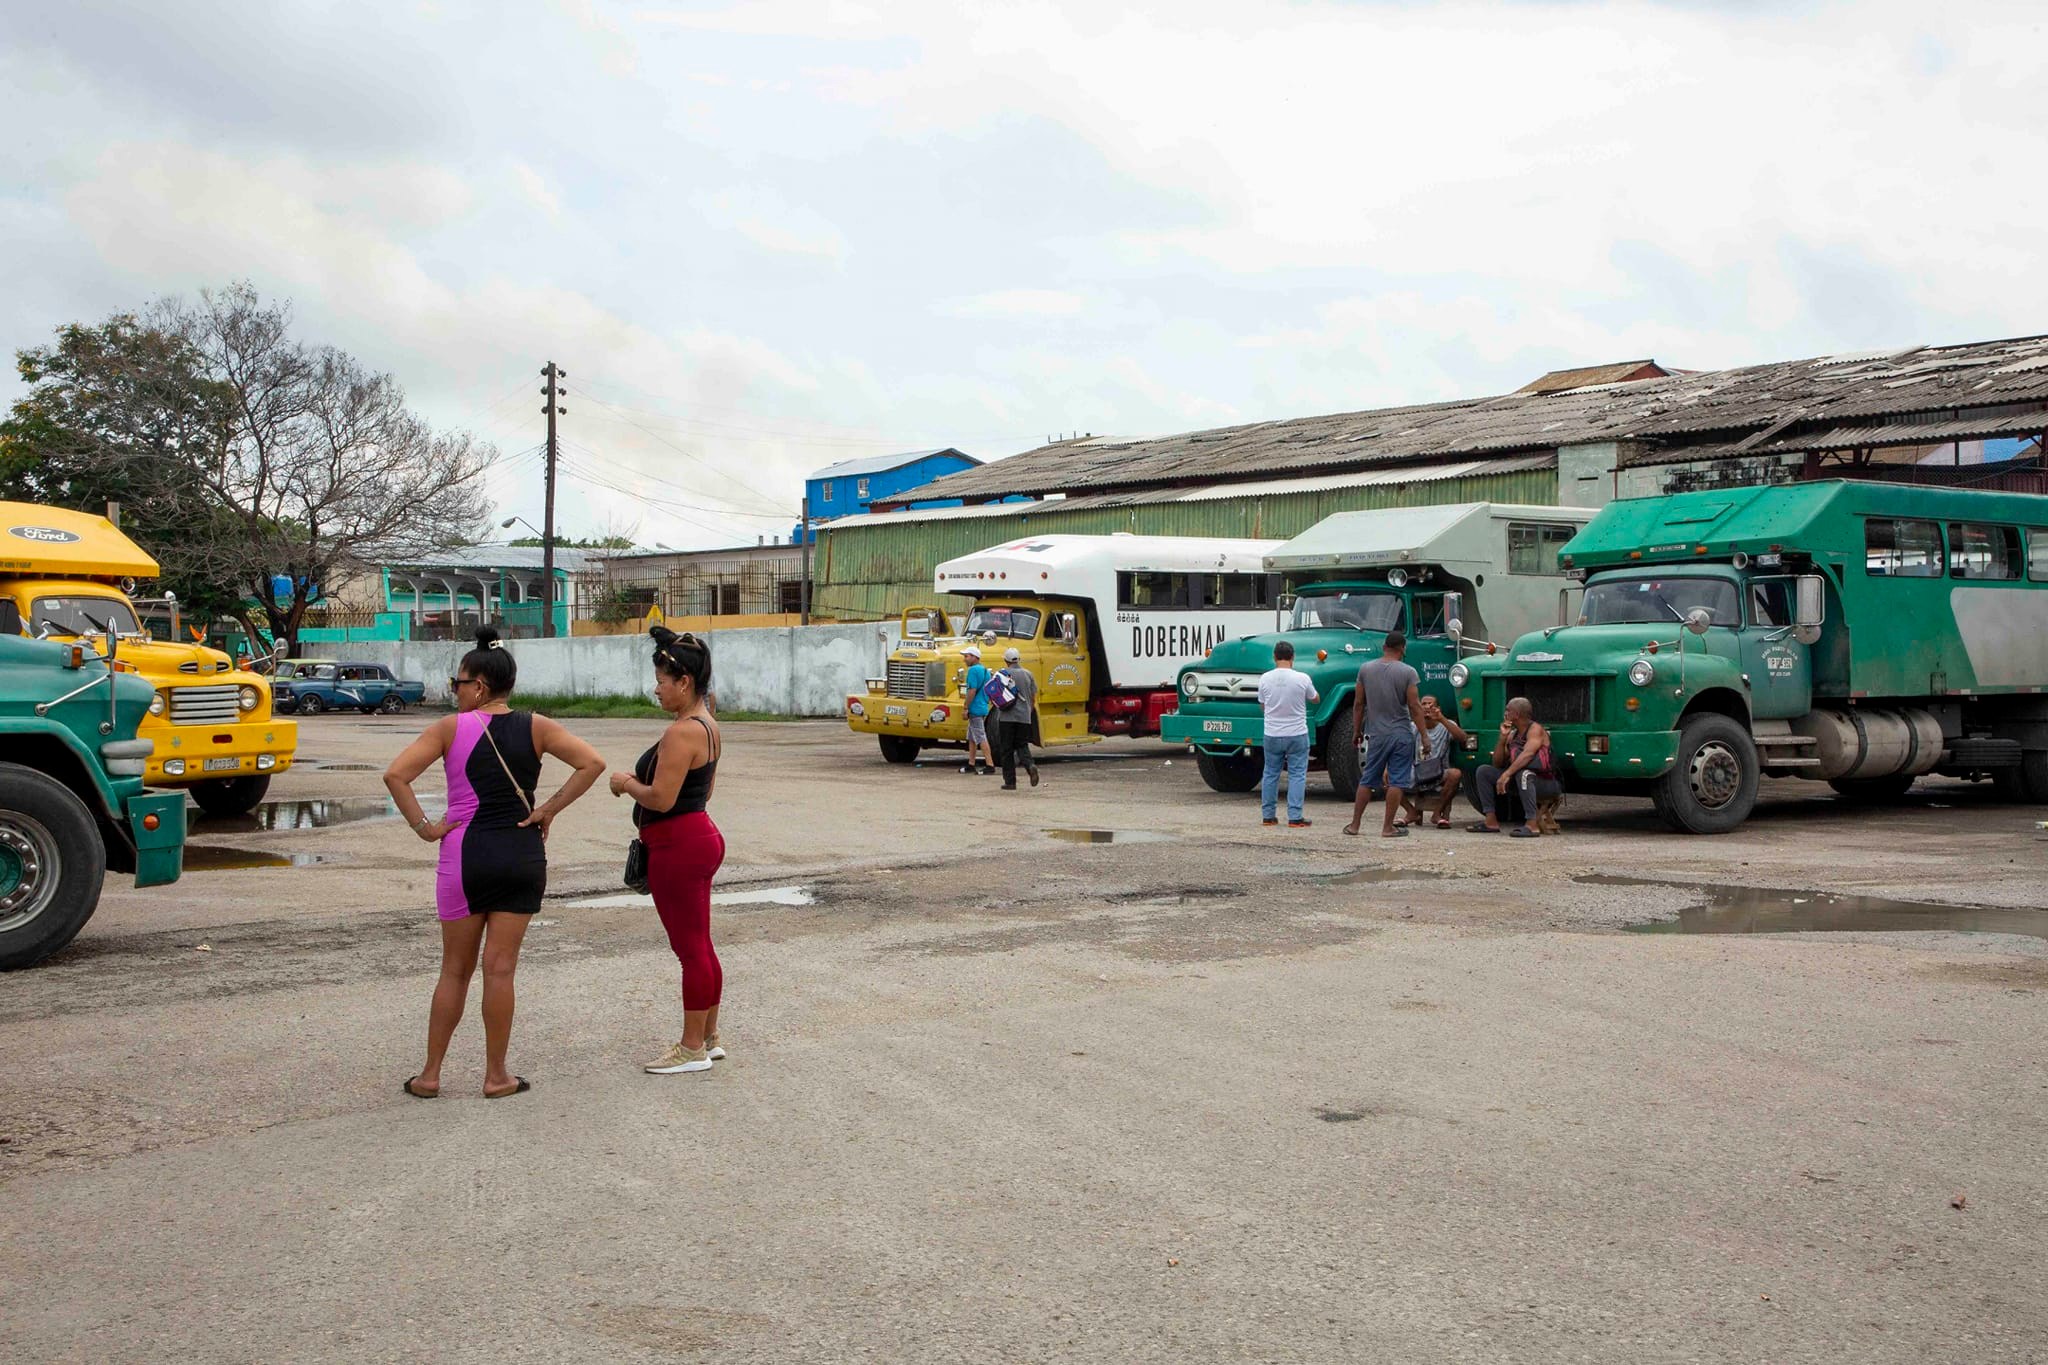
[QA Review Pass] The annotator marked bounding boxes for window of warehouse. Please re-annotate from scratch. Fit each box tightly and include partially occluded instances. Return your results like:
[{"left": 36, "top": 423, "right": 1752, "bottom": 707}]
[
  {"left": 1947, "top": 523, "right": 2022, "bottom": 580},
  {"left": 1507, "top": 523, "right": 1577, "bottom": 575},
  {"left": 1118, "top": 571, "right": 1188, "bottom": 609},
  {"left": 1865, "top": 518, "right": 1944, "bottom": 577}
]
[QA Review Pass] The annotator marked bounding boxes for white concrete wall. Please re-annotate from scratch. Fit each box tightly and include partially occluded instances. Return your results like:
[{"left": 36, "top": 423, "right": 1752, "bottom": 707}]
[{"left": 339, "top": 622, "right": 900, "bottom": 715}]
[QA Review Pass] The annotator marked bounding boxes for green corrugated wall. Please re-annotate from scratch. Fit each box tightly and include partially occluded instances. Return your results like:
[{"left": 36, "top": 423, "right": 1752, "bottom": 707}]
[{"left": 814, "top": 466, "right": 1558, "bottom": 620}]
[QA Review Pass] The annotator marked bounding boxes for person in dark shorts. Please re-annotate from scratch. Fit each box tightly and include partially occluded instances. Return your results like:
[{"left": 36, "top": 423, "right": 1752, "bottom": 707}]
[
  {"left": 1344, "top": 631, "right": 1429, "bottom": 837},
  {"left": 612, "top": 627, "right": 729, "bottom": 1075},
  {"left": 385, "top": 627, "right": 606, "bottom": 1099},
  {"left": 1469, "top": 696, "right": 1561, "bottom": 838}
]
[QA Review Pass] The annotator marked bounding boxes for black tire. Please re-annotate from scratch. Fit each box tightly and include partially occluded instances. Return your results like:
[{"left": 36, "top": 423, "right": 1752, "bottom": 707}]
[
  {"left": 1994, "top": 750, "right": 2048, "bottom": 804},
  {"left": 0, "top": 763, "right": 106, "bottom": 970},
  {"left": 190, "top": 774, "right": 272, "bottom": 819},
  {"left": 1829, "top": 774, "right": 1917, "bottom": 802},
  {"left": 378, "top": 693, "right": 407, "bottom": 714},
  {"left": 298, "top": 694, "right": 325, "bottom": 716},
  {"left": 1650, "top": 713, "right": 1758, "bottom": 834},
  {"left": 1195, "top": 749, "right": 1261, "bottom": 793},
  {"left": 1322, "top": 705, "right": 1360, "bottom": 798},
  {"left": 878, "top": 735, "right": 922, "bottom": 765}
]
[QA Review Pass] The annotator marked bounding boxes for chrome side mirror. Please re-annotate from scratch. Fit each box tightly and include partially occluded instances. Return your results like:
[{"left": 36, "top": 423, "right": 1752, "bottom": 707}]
[
  {"left": 1794, "top": 575, "right": 1825, "bottom": 643},
  {"left": 1444, "top": 591, "right": 1463, "bottom": 646},
  {"left": 1684, "top": 606, "right": 1713, "bottom": 636}
]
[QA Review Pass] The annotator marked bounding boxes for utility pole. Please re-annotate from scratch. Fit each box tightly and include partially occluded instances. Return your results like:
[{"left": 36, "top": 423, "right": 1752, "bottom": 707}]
[
  {"left": 541, "top": 362, "right": 566, "bottom": 637},
  {"left": 799, "top": 495, "right": 811, "bottom": 626}
]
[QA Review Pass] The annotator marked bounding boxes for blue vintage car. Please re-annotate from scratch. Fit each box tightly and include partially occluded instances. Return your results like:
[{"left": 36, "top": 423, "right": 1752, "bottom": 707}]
[{"left": 273, "top": 660, "right": 426, "bottom": 715}]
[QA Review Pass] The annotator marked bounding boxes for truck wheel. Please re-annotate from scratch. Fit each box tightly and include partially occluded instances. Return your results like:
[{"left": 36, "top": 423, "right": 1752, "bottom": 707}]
[
  {"left": 378, "top": 693, "right": 407, "bottom": 714},
  {"left": 299, "top": 694, "right": 325, "bottom": 716},
  {"left": 1994, "top": 751, "right": 2048, "bottom": 804},
  {"left": 1828, "top": 774, "right": 1916, "bottom": 803},
  {"left": 1322, "top": 708, "right": 1360, "bottom": 798},
  {"left": 191, "top": 775, "right": 272, "bottom": 819},
  {"left": 1195, "top": 750, "right": 1261, "bottom": 793},
  {"left": 0, "top": 764, "right": 106, "bottom": 970},
  {"left": 878, "top": 736, "right": 921, "bottom": 765},
  {"left": 1650, "top": 713, "right": 1757, "bottom": 834}
]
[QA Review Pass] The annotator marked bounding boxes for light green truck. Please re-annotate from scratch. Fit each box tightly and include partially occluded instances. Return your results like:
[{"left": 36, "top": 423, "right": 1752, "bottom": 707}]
[
  {"left": 1, "top": 626, "right": 185, "bottom": 969},
  {"left": 1164, "top": 503, "right": 1595, "bottom": 795},
  {"left": 1452, "top": 480, "right": 2048, "bottom": 833}
]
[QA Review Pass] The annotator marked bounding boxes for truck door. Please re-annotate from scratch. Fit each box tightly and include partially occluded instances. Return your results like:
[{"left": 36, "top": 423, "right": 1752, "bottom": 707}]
[
  {"left": 1035, "top": 607, "right": 1091, "bottom": 744},
  {"left": 1737, "top": 578, "right": 1814, "bottom": 719}
]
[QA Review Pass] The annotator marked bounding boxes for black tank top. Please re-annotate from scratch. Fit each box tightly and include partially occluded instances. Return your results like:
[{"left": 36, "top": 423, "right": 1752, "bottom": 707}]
[{"left": 633, "top": 715, "right": 719, "bottom": 828}]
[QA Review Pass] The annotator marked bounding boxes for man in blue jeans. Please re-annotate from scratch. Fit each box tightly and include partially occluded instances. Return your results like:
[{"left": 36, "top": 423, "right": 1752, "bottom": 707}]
[{"left": 1257, "top": 640, "right": 1318, "bottom": 828}]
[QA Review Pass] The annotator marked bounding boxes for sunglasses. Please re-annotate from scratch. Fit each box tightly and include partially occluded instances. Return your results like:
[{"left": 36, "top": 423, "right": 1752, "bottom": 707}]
[{"left": 448, "top": 676, "right": 478, "bottom": 692}]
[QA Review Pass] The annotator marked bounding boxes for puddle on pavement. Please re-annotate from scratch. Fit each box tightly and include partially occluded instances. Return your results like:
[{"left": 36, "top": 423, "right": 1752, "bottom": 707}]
[
  {"left": 1318, "top": 868, "right": 1452, "bottom": 885},
  {"left": 1582, "top": 874, "right": 2048, "bottom": 941},
  {"left": 184, "top": 846, "right": 335, "bottom": 871},
  {"left": 1044, "top": 829, "right": 1173, "bottom": 845},
  {"left": 193, "top": 797, "right": 410, "bottom": 831},
  {"left": 301, "top": 761, "right": 378, "bottom": 772},
  {"left": 566, "top": 885, "right": 817, "bottom": 910}
]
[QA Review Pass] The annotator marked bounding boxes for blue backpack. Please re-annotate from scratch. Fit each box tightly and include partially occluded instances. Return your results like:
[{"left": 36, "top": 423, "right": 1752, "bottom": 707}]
[{"left": 980, "top": 669, "right": 1018, "bottom": 710}]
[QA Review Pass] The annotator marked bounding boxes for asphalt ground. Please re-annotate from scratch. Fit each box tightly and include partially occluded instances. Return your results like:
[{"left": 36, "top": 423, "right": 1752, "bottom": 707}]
[{"left": 3, "top": 713, "right": 2046, "bottom": 1363}]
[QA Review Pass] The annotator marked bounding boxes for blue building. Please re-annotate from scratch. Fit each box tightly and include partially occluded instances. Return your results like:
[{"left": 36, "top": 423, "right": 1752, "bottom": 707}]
[{"left": 794, "top": 448, "right": 981, "bottom": 543}]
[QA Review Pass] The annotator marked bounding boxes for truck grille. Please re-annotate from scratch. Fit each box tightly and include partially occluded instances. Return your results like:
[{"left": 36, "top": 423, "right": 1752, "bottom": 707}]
[
  {"left": 887, "top": 661, "right": 932, "bottom": 699},
  {"left": 170, "top": 684, "right": 241, "bottom": 725},
  {"left": 1503, "top": 676, "right": 1593, "bottom": 726},
  {"left": 1187, "top": 672, "right": 1259, "bottom": 702}
]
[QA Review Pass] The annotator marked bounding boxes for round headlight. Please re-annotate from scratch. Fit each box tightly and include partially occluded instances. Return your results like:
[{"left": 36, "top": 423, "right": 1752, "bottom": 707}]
[
  {"left": 1628, "top": 659, "right": 1655, "bottom": 688},
  {"left": 238, "top": 685, "right": 261, "bottom": 711},
  {"left": 1180, "top": 673, "right": 1199, "bottom": 697},
  {"left": 1448, "top": 663, "right": 1469, "bottom": 689},
  {"left": 148, "top": 690, "right": 167, "bottom": 716}
]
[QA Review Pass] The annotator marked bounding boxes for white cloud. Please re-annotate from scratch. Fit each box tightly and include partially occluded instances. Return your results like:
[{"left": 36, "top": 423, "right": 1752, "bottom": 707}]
[
  {"left": 942, "top": 289, "right": 1087, "bottom": 319},
  {"left": 509, "top": 162, "right": 561, "bottom": 218},
  {"left": 699, "top": 186, "right": 850, "bottom": 262}
]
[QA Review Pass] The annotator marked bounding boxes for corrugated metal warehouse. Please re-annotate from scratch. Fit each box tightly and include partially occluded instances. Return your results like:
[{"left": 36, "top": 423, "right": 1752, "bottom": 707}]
[{"left": 813, "top": 334, "right": 2048, "bottom": 619}]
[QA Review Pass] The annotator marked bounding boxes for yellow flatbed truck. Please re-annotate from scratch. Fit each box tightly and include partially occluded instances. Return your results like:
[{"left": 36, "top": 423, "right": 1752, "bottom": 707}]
[{"left": 1, "top": 503, "right": 296, "bottom": 817}]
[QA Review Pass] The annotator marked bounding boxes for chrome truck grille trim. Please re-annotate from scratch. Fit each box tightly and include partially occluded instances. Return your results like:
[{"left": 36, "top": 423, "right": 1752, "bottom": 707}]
[{"left": 170, "top": 684, "right": 241, "bottom": 725}]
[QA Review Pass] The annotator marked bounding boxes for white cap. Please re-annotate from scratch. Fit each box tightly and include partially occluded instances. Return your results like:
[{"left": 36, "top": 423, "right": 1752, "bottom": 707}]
[
  {"left": 961, "top": 644, "right": 981, "bottom": 658},
  {"left": 1003, "top": 647, "right": 1021, "bottom": 664}
]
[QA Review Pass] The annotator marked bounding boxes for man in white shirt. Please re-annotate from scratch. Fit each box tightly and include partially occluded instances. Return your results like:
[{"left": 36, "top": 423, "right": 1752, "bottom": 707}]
[{"left": 1256, "top": 640, "right": 1319, "bottom": 828}]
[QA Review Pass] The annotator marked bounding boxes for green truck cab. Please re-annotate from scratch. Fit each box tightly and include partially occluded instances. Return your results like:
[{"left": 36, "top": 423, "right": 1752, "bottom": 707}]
[
  {"left": 0, "top": 628, "right": 185, "bottom": 969},
  {"left": 1165, "top": 503, "right": 1595, "bottom": 795},
  {"left": 1452, "top": 481, "right": 2048, "bottom": 833}
]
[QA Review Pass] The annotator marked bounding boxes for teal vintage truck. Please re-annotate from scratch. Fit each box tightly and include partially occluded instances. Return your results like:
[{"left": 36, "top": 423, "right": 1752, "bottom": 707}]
[
  {"left": 1452, "top": 480, "right": 2048, "bottom": 833},
  {"left": 0, "top": 626, "right": 185, "bottom": 969},
  {"left": 1164, "top": 503, "right": 1595, "bottom": 795}
]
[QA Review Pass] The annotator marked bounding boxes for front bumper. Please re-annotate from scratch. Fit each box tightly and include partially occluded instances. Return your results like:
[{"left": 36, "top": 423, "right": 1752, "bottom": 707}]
[
  {"left": 125, "top": 790, "right": 185, "bottom": 887},
  {"left": 845, "top": 695, "right": 967, "bottom": 745},
  {"left": 144, "top": 718, "right": 299, "bottom": 785},
  {"left": 1456, "top": 726, "right": 1681, "bottom": 782},
  {"left": 1162, "top": 708, "right": 1265, "bottom": 752}
]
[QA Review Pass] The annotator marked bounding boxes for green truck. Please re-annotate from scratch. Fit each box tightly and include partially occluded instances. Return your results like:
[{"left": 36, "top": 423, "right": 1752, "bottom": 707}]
[
  {"left": 0, "top": 627, "right": 185, "bottom": 969},
  {"left": 1165, "top": 503, "right": 1596, "bottom": 795},
  {"left": 1452, "top": 480, "right": 2048, "bottom": 833}
]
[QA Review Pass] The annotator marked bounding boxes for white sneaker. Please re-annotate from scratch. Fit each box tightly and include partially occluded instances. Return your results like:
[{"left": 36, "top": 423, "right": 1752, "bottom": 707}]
[
  {"left": 644, "top": 1041, "right": 713, "bottom": 1074},
  {"left": 706, "top": 1032, "right": 726, "bottom": 1062}
]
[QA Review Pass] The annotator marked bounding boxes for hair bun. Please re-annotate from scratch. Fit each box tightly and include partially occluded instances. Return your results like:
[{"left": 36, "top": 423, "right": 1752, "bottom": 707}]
[
  {"left": 473, "top": 625, "right": 502, "bottom": 650},
  {"left": 649, "top": 624, "right": 678, "bottom": 648}
]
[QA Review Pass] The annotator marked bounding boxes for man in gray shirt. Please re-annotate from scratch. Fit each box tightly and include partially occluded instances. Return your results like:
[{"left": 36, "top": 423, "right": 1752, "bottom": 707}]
[
  {"left": 1343, "top": 630, "right": 1429, "bottom": 837},
  {"left": 994, "top": 646, "right": 1041, "bottom": 789}
]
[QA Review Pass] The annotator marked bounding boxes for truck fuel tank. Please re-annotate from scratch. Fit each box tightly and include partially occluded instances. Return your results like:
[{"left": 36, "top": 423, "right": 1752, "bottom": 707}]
[{"left": 1792, "top": 708, "right": 1944, "bottom": 781}]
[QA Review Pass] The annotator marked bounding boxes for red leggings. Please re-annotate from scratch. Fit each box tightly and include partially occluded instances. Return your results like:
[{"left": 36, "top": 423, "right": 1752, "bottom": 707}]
[{"left": 644, "top": 812, "right": 725, "bottom": 1011}]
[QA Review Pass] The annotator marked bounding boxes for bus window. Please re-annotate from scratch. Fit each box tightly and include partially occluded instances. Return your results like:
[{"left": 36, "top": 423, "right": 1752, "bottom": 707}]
[
  {"left": 1948, "top": 523, "right": 2022, "bottom": 580},
  {"left": 1118, "top": 572, "right": 1187, "bottom": 609},
  {"left": 2030, "top": 529, "right": 2048, "bottom": 582},
  {"left": 1864, "top": 518, "right": 1943, "bottom": 577},
  {"left": 1202, "top": 573, "right": 1270, "bottom": 609},
  {"left": 1508, "top": 522, "right": 1578, "bottom": 575}
]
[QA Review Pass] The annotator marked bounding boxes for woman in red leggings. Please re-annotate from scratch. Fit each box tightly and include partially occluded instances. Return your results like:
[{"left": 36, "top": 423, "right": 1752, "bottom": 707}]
[{"left": 610, "top": 627, "right": 726, "bottom": 1074}]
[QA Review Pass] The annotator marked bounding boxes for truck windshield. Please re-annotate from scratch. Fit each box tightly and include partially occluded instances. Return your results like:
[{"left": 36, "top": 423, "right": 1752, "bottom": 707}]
[
  {"left": 965, "top": 606, "right": 1041, "bottom": 639},
  {"left": 1289, "top": 591, "right": 1402, "bottom": 632},
  {"left": 29, "top": 595, "right": 141, "bottom": 637},
  {"left": 1579, "top": 578, "right": 1740, "bottom": 627}
]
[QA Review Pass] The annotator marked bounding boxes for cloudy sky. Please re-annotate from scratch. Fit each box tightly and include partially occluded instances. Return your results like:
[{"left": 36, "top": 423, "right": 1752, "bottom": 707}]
[{"left": 4, "top": 0, "right": 2043, "bottom": 548}]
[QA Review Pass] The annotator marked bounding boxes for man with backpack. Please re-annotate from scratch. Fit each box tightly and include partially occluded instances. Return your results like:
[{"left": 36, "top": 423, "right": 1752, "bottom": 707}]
[{"left": 990, "top": 646, "right": 1041, "bottom": 789}]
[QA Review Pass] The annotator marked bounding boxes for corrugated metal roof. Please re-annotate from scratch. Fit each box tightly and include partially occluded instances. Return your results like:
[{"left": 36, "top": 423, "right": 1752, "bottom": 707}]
[
  {"left": 1515, "top": 360, "right": 1670, "bottom": 395},
  {"left": 807, "top": 447, "right": 977, "bottom": 481},
  {"left": 894, "top": 334, "right": 2048, "bottom": 502}
]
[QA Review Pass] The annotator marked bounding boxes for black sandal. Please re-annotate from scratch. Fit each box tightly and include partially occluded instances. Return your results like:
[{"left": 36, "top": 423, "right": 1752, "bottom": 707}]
[
  {"left": 1465, "top": 822, "right": 1499, "bottom": 834},
  {"left": 401, "top": 1075, "right": 439, "bottom": 1099},
  {"left": 484, "top": 1077, "right": 532, "bottom": 1100}
]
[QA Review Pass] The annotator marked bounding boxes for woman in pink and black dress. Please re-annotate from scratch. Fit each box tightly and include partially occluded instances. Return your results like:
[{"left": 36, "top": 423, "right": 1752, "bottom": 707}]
[{"left": 384, "top": 627, "right": 606, "bottom": 1099}]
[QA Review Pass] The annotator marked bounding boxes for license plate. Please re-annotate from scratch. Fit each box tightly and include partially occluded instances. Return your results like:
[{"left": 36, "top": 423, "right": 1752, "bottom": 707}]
[
  {"left": 883, "top": 704, "right": 908, "bottom": 719},
  {"left": 1202, "top": 720, "right": 1233, "bottom": 733},
  {"left": 203, "top": 757, "right": 243, "bottom": 772}
]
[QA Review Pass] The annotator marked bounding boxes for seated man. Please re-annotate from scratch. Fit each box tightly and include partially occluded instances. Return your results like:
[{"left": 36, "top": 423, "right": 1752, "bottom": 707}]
[
  {"left": 1399, "top": 696, "right": 1468, "bottom": 829},
  {"left": 1469, "top": 696, "right": 1562, "bottom": 838}
]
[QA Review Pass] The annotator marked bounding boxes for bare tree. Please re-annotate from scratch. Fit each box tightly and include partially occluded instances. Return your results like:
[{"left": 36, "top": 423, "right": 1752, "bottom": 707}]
[{"left": 4, "top": 283, "right": 495, "bottom": 655}]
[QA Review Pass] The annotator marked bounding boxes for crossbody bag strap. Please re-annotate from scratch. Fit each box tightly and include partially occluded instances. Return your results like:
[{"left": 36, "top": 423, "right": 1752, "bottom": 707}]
[{"left": 477, "top": 715, "right": 534, "bottom": 815}]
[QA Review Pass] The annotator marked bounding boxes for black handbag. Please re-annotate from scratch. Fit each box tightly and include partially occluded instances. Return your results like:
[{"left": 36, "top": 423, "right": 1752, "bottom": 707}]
[{"left": 624, "top": 837, "right": 649, "bottom": 894}]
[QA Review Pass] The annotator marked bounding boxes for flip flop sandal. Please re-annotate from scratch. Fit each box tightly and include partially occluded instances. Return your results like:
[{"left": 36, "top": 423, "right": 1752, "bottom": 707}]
[
  {"left": 1509, "top": 826, "right": 1540, "bottom": 838},
  {"left": 1341, "top": 825, "right": 1360, "bottom": 836},
  {"left": 1434, "top": 816, "right": 1452, "bottom": 829},
  {"left": 401, "top": 1075, "right": 439, "bottom": 1099},
  {"left": 485, "top": 1077, "right": 532, "bottom": 1100},
  {"left": 1465, "top": 822, "right": 1499, "bottom": 834},
  {"left": 1382, "top": 826, "right": 1409, "bottom": 837}
]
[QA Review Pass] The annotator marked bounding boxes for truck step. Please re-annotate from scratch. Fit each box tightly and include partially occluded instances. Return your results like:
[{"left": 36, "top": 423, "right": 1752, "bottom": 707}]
[
  {"left": 1752, "top": 733, "right": 1817, "bottom": 748},
  {"left": 1761, "top": 757, "right": 1824, "bottom": 769}
]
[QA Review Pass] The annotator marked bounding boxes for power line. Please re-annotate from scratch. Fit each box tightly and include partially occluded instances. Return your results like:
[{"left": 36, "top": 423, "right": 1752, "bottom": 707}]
[
  {"left": 571, "top": 388, "right": 808, "bottom": 509},
  {"left": 557, "top": 436, "right": 788, "bottom": 518},
  {"left": 556, "top": 453, "right": 792, "bottom": 542}
]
